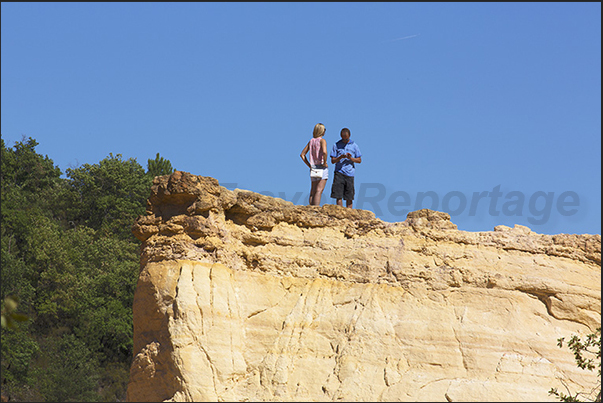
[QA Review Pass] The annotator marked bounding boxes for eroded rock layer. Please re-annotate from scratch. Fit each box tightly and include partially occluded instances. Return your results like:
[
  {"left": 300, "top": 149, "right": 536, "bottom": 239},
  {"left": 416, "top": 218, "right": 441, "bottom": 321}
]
[{"left": 126, "top": 171, "right": 601, "bottom": 402}]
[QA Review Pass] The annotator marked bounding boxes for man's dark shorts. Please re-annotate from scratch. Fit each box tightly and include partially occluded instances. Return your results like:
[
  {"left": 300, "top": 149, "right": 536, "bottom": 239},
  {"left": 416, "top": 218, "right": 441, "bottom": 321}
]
[{"left": 330, "top": 172, "right": 355, "bottom": 200}]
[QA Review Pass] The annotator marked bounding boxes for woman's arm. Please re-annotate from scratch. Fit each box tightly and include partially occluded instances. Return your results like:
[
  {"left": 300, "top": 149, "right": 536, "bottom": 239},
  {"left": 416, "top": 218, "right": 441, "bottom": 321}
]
[
  {"left": 300, "top": 141, "right": 311, "bottom": 168},
  {"left": 321, "top": 138, "right": 328, "bottom": 166}
]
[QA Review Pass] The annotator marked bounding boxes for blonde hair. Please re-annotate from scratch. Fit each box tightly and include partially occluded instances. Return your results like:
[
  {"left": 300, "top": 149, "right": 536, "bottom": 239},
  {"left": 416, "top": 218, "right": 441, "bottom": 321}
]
[{"left": 313, "top": 123, "right": 326, "bottom": 138}]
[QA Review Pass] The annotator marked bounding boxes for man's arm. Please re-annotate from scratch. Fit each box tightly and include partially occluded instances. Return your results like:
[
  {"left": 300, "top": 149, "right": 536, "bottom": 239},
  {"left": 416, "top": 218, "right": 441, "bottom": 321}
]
[
  {"left": 350, "top": 145, "right": 362, "bottom": 163},
  {"left": 331, "top": 154, "right": 345, "bottom": 164},
  {"left": 330, "top": 145, "right": 341, "bottom": 164}
]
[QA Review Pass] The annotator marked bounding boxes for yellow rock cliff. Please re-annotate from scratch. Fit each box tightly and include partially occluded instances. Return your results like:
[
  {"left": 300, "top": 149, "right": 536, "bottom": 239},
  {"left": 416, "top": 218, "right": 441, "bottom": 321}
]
[{"left": 126, "top": 171, "right": 601, "bottom": 402}]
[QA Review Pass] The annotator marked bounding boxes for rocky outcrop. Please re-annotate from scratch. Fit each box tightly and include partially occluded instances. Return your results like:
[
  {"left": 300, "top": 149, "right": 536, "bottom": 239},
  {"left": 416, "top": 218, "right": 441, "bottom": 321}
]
[{"left": 126, "top": 171, "right": 601, "bottom": 402}]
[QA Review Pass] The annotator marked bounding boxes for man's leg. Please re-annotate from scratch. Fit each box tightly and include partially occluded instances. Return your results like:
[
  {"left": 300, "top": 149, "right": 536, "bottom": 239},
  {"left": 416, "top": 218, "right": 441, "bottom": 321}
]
[
  {"left": 344, "top": 175, "right": 355, "bottom": 208},
  {"left": 331, "top": 173, "right": 344, "bottom": 206}
]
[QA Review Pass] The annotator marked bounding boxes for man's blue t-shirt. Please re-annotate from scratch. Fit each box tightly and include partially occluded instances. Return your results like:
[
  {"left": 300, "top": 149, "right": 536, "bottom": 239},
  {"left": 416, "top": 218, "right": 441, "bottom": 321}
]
[{"left": 331, "top": 140, "right": 362, "bottom": 177}]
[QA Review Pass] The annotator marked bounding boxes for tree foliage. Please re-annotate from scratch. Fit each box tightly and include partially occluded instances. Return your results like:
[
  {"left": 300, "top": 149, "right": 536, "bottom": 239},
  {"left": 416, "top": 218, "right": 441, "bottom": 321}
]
[
  {"left": 550, "top": 327, "right": 601, "bottom": 402},
  {"left": 147, "top": 152, "right": 174, "bottom": 178},
  {"left": 63, "top": 153, "right": 152, "bottom": 240},
  {"left": 1, "top": 136, "right": 174, "bottom": 401}
]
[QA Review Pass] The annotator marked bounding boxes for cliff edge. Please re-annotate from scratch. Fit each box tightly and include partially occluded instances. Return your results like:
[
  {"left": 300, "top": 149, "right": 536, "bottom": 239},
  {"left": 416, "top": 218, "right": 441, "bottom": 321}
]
[{"left": 126, "top": 171, "right": 601, "bottom": 402}]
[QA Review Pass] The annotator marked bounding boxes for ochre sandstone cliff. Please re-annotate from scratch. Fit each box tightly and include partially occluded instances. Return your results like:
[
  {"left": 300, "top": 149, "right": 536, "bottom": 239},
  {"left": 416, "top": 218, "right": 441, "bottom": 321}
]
[{"left": 126, "top": 171, "right": 601, "bottom": 402}]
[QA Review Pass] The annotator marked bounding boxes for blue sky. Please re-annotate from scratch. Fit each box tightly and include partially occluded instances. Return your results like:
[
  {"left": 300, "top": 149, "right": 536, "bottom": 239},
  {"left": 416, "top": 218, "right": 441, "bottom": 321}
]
[{"left": 2, "top": 2, "right": 601, "bottom": 235}]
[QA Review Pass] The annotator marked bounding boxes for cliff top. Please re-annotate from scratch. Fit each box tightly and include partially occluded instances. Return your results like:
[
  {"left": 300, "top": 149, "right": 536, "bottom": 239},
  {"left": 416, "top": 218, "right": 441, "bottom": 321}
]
[{"left": 132, "top": 171, "right": 600, "bottom": 268}]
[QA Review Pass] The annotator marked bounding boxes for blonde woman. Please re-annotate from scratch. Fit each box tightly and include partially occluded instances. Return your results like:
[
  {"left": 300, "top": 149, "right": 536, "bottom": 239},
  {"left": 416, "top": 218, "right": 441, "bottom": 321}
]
[{"left": 300, "top": 123, "right": 328, "bottom": 205}]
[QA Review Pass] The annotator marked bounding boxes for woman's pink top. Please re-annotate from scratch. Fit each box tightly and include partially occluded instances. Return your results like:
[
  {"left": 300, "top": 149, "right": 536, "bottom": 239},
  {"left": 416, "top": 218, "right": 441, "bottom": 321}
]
[{"left": 309, "top": 137, "right": 325, "bottom": 167}]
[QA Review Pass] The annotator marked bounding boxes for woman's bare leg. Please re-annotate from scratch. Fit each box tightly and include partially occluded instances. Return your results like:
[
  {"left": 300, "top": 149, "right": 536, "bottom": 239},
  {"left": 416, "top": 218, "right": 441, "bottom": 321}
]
[
  {"left": 313, "top": 179, "right": 327, "bottom": 205},
  {"left": 309, "top": 180, "right": 319, "bottom": 205}
]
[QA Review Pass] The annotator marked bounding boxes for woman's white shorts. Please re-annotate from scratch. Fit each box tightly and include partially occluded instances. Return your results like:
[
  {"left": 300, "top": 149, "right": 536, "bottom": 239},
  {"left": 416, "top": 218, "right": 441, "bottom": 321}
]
[{"left": 310, "top": 166, "right": 329, "bottom": 181}]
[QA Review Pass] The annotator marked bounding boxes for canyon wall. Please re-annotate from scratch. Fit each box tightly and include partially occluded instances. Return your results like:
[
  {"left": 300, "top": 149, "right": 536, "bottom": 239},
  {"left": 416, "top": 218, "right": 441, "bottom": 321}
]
[{"left": 126, "top": 171, "right": 601, "bottom": 402}]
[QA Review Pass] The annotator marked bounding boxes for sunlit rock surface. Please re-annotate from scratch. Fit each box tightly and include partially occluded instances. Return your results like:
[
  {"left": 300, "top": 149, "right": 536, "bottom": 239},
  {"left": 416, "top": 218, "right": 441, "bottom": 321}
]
[{"left": 126, "top": 171, "right": 600, "bottom": 402}]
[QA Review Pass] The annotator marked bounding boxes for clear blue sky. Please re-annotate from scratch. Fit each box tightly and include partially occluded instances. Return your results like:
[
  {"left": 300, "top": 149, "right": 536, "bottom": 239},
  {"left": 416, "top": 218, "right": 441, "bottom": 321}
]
[{"left": 2, "top": 2, "right": 601, "bottom": 235}]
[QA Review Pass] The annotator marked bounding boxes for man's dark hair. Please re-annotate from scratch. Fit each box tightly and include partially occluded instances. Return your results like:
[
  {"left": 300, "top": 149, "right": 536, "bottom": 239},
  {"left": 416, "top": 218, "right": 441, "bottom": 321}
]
[{"left": 341, "top": 127, "right": 351, "bottom": 137}]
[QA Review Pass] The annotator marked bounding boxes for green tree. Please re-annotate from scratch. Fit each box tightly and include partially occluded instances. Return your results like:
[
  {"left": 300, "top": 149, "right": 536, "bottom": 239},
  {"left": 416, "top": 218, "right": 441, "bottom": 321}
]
[
  {"left": 1, "top": 325, "right": 42, "bottom": 401},
  {"left": 147, "top": 152, "right": 174, "bottom": 178},
  {"left": 63, "top": 153, "right": 151, "bottom": 240},
  {"left": 35, "top": 333, "right": 100, "bottom": 402},
  {"left": 550, "top": 327, "right": 601, "bottom": 402},
  {"left": 2, "top": 136, "right": 63, "bottom": 401},
  {"left": 1, "top": 137, "right": 63, "bottom": 304},
  {"left": 0, "top": 137, "right": 62, "bottom": 195},
  {"left": 2, "top": 136, "right": 175, "bottom": 401}
]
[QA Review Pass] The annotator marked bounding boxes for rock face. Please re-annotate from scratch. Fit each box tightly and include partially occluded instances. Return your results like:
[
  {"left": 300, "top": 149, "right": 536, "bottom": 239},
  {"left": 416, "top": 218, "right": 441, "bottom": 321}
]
[{"left": 126, "top": 171, "right": 601, "bottom": 402}]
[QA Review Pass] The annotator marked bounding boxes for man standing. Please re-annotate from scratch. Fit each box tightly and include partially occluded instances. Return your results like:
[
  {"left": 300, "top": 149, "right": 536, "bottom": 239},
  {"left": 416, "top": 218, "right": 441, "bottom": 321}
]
[{"left": 330, "top": 127, "right": 362, "bottom": 208}]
